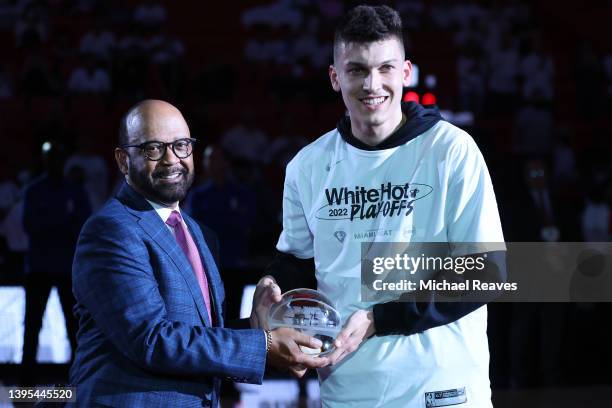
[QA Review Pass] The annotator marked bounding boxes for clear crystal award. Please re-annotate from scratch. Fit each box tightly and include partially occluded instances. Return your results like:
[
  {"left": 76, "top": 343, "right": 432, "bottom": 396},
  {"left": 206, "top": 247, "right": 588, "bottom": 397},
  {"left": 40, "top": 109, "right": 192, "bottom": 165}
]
[{"left": 267, "top": 288, "right": 341, "bottom": 356}]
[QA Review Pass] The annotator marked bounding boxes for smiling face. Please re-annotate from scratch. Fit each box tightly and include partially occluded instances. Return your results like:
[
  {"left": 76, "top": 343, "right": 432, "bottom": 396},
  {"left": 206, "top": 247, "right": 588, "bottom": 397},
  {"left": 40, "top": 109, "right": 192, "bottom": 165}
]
[
  {"left": 330, "top": 37, "right": 411, "bottom": 145},
  {"left": 115, "top": 100, "right": 195, "bottom": 207}
]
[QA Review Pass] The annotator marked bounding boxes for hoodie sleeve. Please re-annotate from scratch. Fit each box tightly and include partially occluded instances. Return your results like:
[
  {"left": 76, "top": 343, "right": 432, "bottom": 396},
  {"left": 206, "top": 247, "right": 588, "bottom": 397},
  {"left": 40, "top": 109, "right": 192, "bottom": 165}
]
[{"left": 373, "top": 129, "right": 506, "bottom": 335}]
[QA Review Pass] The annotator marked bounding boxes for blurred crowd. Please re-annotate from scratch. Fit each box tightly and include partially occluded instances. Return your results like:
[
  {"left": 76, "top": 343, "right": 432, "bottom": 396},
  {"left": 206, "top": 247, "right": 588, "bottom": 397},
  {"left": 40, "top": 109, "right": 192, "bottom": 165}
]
[{"left": 0, "top": 0, "right": 611, "bottom": 390}]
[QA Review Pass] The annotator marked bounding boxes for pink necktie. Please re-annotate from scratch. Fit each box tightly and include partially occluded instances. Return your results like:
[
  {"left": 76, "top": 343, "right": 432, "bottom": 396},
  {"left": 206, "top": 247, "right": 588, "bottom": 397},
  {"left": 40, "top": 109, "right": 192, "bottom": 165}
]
[{"left": 166, "top": 210, "right": 213, "bottom": 325}]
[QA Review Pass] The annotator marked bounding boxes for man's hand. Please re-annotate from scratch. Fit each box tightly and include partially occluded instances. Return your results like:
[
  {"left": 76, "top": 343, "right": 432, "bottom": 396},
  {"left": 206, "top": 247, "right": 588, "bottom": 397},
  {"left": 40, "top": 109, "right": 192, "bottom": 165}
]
[
  {"left": 250, "top": 275, "right": 282, "bottom": 330},
  {"left": 267, "top": 328, "right": 330, "bottom": 372},
  {"left": 288, "top": 365, "right": 308, "bottom": 378},
  {"left": 327, "top": 309, "right": 375, "bottom": 366}
]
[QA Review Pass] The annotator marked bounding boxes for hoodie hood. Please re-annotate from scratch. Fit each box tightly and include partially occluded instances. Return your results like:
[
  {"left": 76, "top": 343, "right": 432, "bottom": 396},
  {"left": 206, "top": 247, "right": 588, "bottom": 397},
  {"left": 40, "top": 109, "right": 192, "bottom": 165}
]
[{"left": 337, "top": 102, "right": 442, "bottom": 151}]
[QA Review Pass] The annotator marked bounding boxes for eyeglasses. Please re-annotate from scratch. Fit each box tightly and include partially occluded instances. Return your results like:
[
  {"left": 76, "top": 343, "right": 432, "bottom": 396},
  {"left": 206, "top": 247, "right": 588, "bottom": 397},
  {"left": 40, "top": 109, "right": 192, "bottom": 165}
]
[{"left": 121, "top": 138, "right": 197, "bottom": 161}]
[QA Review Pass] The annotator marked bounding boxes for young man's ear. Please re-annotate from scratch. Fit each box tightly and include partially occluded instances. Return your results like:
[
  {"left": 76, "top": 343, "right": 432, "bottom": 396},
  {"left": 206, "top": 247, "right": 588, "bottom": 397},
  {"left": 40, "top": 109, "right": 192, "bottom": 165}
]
[
  {"left": 329, "top": 65, "right": 341, "bottom": 92},
  {"left": 114, "top": 148, "right": 129, "bottom": 176},
  {"left": 402, "top": 60, "right": 413, "bottom": 88}
]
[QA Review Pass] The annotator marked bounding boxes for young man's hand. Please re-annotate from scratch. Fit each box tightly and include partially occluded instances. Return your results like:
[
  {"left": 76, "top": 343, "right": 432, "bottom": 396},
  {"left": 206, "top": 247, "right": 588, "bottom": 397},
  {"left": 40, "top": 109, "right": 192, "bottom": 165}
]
[
  {"left": 327, "top": 309, "right": 376, "bottom": 366},
  {"left": 250, "top": 275, "right": 282, "bottom": 330},
  {"left": 267, "top": 328, "right": 330, "bottom": 372}
]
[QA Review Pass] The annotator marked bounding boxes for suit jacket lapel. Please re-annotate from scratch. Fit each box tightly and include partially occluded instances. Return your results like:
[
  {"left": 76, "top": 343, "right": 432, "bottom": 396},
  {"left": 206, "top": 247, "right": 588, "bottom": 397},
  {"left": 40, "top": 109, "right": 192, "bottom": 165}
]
[
  {"left": 116, "top": 183, "right": 212, "bottom": 327},
  {"left": 183, "top": 214, "right": 224, "bottom": 327}
]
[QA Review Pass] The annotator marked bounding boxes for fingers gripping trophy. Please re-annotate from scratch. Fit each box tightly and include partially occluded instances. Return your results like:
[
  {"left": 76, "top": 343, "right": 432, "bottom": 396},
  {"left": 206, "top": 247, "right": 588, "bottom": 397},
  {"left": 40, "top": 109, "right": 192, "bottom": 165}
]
[{"left": 267, "top": 289, "right": 342, "bottom": 356}]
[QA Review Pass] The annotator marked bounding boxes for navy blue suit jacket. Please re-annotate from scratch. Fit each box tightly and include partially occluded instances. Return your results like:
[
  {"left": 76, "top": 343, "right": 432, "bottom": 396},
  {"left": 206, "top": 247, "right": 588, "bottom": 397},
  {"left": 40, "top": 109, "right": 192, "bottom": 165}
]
[{"left": 69, "top": 183, "right": 266, "bottom": 407}]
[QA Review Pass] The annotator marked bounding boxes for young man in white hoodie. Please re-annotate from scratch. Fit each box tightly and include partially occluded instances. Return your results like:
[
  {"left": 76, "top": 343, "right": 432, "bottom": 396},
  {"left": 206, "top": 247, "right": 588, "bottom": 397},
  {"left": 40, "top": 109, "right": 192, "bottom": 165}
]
[{"left": 251, "top": 5, "right": 506, "bottom": 407}]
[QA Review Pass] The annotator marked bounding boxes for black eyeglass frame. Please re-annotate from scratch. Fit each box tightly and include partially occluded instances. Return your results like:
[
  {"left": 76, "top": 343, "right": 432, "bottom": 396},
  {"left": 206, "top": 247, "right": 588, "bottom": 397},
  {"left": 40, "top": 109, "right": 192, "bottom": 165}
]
[{"left": 120, "top": 138, "right": 197, "bottom": 161}]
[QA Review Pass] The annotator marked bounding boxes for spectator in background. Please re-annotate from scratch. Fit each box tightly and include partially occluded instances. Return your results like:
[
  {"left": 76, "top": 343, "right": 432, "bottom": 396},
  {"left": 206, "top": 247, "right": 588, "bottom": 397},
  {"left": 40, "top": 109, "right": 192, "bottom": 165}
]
[
  {"left": 456, "top": 44, "right": 486, "bottom": 113},
  {"left": 513, "top": 90, "right": 554, "bottom": 158},
  {"left": 0, "top": 64, "right": 13, "bottom": 99},
  {"left": 14, "top": 2, "right": 48, "bottom": 49},
  {"left": 67, "top": 55, "right": 111, "bottom": 94},
  {"left": 244, "top": 25, "right": 287, "bottom": 65},
  {"left": 487, "top": 30, "right": 520, "bottom": 114},
  {"left": 453, "top": 16, "right": 486, "bottom": 54},
  {"left": 499, "top": 0, "right": 532, "bottom": 31},
  {"left": 582, "top": 180, "right": 611, "bottom": 242},
  {"left": 291, "top": 17, "right": 332, "bottom": 70},
  {"left": 0, "top": 0, "right": 17, "bottom": 30},
  {"left": 572, "top": 39, "right": 605, "bottom": 119},
  {"left": 552, "top": 126, "right": 577, "bottom": 186},
  {"left": 507, "top": 158, "right": 566, "bottom": 388},
  {"left": 64, "top": 134, "right": 108, "bottom": 212},
  {"left": 395, "top": 0, "right": 424, "bottom": 31},
  {"left": 72, "top": 0, "right": 102, "bottom": 14},
  {"left": 519, "top": 32, "right": 555, "bottom": 102},
  {"left": 0, "top": 171, "right": 19, "bottom": 221},
  {"left": 452, "top": 0, "right": 487, "bottom": 30},
  {"left": 91, "top": 0, "right": 132, "bottom": 27},
  {"left": 429, "top": 0, "right": 455, "bottom": 30},
  {"left": 291, "top": 17, "right": 320, "bottom": 63},
  {"left": 261, "top": 113, "right": 307, "bottom": 169},
  {"left": 20, "top": 140, "right": 91, "bottom": 385},
  {"left": 241, "top": 0, "right": 302, "bottom": 30},
  {"left": 605, "top": 52, "right": 612, "bottom": 112},
  {"left": 79, "top": 20, "right": 116, "bottom": 61},
  {"left": 481, "top": 5, "right": 511, "bottom": 57},
  {"left": 0, "top": 161, "right": 20, "bottom": 268},
  {"left": 114, "top": 25, "right": 148, "bottom": 98},
  {"left": 517, "top": 158, "right": 560, "bottom": 241},
  {"left": 186, "top": 145, "right": 256, "bottom": 271},
  {"left": 20, "top": 45, "right": 61, "bottom": 103},
  {"left": 315, "top": 0, "right": 343, "bottom": 22},
  {"left": 148, "top": 27, "right": 185, "bottom": 65},
  {"left": 0, "top": 168, "right": 31, "bottom": 278},
  {"left": 220, "top": 109, "right": 269, "bottom": 164},
  {"left": 148, "top": 27, "right": 185, "bottom": 98},
  {"left": 116, "top": 23, "right": 147, "bottom": 52},
  {"left": 133, "top": 0, "right": 166, "bottom": 31},
  {"left": 580, "top": 131, "right": 611, "bottom": 189},
  {"left": 51, "top": 32, "right": 77, "bottom": 66}
]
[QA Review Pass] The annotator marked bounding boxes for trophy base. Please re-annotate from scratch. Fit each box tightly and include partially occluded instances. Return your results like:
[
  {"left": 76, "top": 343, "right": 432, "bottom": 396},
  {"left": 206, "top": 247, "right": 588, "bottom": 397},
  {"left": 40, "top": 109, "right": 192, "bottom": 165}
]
[{"left": 300, "top": 334, "right": 334, "bottom": 356}]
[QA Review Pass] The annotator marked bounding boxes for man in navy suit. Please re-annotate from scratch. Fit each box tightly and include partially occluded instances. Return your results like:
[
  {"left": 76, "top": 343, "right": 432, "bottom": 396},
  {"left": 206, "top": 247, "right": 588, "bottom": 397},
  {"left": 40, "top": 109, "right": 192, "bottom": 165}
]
[{"left": 69, "top": 99, "right": 327, "bottom": 407}]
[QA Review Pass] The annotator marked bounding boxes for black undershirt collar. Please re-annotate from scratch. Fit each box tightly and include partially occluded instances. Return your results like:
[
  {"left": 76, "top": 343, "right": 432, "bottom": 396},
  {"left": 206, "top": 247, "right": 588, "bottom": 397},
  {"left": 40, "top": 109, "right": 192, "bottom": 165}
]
[{"left": 336, "top": 102, "right": 442, "bottom": 151}]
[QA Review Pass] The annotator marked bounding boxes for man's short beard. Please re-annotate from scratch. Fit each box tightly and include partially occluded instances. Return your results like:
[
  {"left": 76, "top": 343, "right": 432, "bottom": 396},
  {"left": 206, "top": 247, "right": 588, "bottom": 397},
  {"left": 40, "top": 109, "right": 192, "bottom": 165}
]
[{"left": 129, "top": 165, "right": 194, "bottom": 205}]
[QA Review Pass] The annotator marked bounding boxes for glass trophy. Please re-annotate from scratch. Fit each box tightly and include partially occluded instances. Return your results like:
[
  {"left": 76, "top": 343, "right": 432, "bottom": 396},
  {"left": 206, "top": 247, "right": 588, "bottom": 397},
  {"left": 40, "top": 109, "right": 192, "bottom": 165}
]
[{"left": 267, "top": 288, "right": 341, "bottom": 356}]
